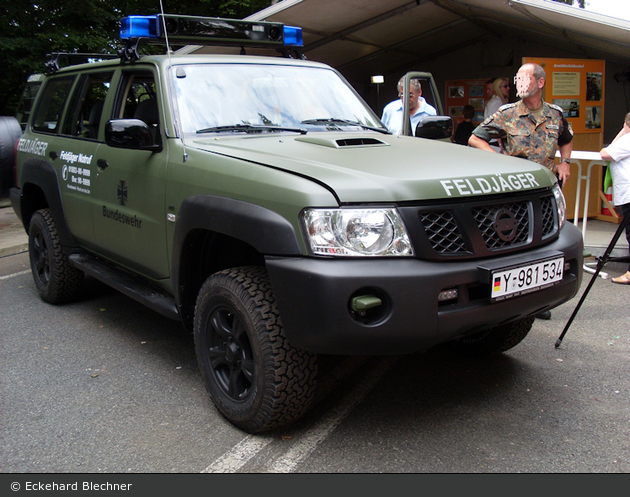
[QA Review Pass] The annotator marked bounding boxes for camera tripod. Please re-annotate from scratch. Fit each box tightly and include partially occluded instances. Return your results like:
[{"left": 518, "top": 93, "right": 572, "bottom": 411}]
[{"left": 555, "top": 212, "right": 630, "bottom": 348}]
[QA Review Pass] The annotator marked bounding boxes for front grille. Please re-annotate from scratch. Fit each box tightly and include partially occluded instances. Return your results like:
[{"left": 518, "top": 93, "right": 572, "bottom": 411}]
[
  {"left": 418, "top": 210, "right": 470, "bottom": 254},
  {"left": 472, "top": 201, "right": 530, "bottom": 250},
  {"left": 540, "top": 194, "right": 555, "bottom": 238},
  {"left": 404, "top": 190, "right": 559, "bottom": 260}
]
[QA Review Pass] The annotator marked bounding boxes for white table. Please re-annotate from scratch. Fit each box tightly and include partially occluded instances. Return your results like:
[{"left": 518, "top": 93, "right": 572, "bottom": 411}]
[{"left": 556, "top": 150, "right": 609, "bottom": 278}]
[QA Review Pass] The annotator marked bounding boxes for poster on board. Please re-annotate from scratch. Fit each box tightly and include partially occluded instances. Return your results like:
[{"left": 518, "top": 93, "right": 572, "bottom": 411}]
[{"left": 444, "top": 79, "right": 490, "bottom": 132}]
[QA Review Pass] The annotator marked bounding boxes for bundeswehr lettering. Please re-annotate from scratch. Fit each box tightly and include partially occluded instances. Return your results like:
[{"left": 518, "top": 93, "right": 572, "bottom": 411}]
[{"left": 102, "top": 206, "right": 143, "bottom": 228}]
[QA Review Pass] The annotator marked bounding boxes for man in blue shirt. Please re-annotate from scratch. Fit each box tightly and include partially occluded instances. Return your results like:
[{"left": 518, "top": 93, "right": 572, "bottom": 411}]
[{"left": 381, "top": 77, "right": 437, "bottom": 135}]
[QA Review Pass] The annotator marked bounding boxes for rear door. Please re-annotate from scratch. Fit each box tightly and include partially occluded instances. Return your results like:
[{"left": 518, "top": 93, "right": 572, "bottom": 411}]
[{"left": 32, "top": 71, "right": 114, "bottom": 247}]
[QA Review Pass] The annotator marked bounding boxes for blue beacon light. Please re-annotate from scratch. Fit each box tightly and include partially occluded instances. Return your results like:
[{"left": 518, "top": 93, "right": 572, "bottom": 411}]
[
  {"left": 283, "top": 26, "right": 303, "bottom": 47},
  {"left": 120, "top": 15, "right": 161, "bottom": 40}
]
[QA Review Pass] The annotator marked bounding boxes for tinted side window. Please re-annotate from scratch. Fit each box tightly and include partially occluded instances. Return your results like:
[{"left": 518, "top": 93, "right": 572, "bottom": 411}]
[
  {"left": 114, "top": 71, "right": 160, "bottom": 141},
  {"left": 115, "top": 71, "right": 157, "bottom": 121},
  {"left": 416, "top": 76, "right": 441, "bottom": 115},
  {"left": 62, "top": 72, "right": 114, "bottom": 139},
  {"left": 16, "top": 81, "right": 42, "bottom": 129},
  {"left": 32, "top": 77, "right": 75, "bottom": 134}
]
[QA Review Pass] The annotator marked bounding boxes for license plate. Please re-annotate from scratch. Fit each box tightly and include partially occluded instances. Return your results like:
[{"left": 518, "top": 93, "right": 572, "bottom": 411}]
[{"left": 491, "top": 256, "right": 564, "bottom": 301}]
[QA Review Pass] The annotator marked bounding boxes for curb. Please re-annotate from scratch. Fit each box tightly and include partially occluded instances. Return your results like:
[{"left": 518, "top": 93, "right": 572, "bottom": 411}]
[
  {"left": 0, "top": 197, "right": 29, "bottom": 257},
  {"left": 0, "top": 243, "right": 29, "bottom": 258}
]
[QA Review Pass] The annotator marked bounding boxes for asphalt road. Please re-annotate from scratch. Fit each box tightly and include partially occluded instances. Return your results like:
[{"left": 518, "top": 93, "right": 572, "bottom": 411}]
[{"left": 1, "top": 250, "right": 628, "bottom": 473}]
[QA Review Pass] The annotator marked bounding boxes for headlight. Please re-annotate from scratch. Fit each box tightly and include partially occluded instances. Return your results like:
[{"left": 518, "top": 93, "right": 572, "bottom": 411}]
[
  {"left": 302, "top": 208, "right": 414, "bottom": 256},
  {"left": 552, "top": 183, "right": 566, "bottom": 229}
]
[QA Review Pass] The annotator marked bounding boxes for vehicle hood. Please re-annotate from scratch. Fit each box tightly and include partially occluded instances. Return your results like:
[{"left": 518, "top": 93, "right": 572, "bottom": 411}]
[{"left": 188, "top": 132, "right": 556, "bottom": 203}]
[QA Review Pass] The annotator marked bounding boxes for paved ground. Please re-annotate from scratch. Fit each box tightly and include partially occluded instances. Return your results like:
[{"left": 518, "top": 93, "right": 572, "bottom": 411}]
[
  {"left": 1, "top": 195, "right": 629, "bottom": 473},
  {"left": 1, "top": 251, "right": 629, "bottom": 473}
]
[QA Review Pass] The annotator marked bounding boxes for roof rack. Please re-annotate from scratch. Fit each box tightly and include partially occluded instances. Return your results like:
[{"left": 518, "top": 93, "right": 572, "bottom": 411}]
[
  {"left": 118, "top": 14, "right": 305, "bottom": 62},
  {"left": 44, "top": 52, "right": 119, "bottom": 74}
]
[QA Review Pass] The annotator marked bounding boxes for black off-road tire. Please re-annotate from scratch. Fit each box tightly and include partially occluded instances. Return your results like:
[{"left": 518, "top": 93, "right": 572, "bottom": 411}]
[
  {"left": 28, "top": 209, "right": 84, "bottom": 304},
  {"left": 194, "top": 266, "right": 317, "bottom": 433},
  {"left": 0, "top": 116, "right": 22, "bottom": 196},
  {"left": 450, "top": 316, "right": 535, "bottom": 356}
]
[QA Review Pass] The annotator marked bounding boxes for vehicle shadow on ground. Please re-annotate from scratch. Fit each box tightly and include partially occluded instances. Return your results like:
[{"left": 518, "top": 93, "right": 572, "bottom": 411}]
[
  {"left": 65, "top": 276, "right": 530, "bottom": 437},
  {"left": 68, "top": 275, "right": 197, "bottom": 368},
  {"left": 284, "top": 343, "right": 526, "bottom": 438}
]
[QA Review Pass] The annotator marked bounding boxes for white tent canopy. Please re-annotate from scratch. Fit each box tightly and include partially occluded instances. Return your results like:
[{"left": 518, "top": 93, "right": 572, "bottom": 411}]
[
  {"left": 237, "top": 0, "right": 630, "bottom": 78},
  {"left": 184, "top": 0, "right": 630, "bottom": 139}
]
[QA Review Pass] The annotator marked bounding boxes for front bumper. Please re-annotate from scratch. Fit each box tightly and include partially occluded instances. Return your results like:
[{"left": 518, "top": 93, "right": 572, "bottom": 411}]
[{"left": 266, "top": 223, "right": 583, "bottom": 355}]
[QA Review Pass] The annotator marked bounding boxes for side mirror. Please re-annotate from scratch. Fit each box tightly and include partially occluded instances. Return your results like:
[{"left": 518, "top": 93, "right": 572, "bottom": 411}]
[
  {"left": 105, "top": 119, "right": 162, "bottom": 152},
  {"left": 415, "top": 116, "right": 453, "bottom": 140}
]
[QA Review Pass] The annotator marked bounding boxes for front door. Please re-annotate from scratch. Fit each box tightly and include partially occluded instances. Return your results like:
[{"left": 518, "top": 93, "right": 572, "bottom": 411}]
[{"left": 91, "top": 69, "right": 169, "bottom": 279}]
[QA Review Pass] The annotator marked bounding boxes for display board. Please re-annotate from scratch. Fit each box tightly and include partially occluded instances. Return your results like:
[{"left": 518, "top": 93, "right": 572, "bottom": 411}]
[
  {"left": 523, "top": 57, "right": 605, "bottom": 135},
  {"left": 446, "top": 59, "right": 609, "bottom": 222},
  {"left": 524, "top": 57, "right": 609, "bottom": 222},
  {"left": 444, "top": 78, "right": 489, "bottom": 131}
]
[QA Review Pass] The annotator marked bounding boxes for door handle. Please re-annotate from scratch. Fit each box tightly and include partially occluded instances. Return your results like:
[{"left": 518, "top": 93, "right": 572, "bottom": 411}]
[{"left": 97, "top": 159, "right": 109, "bottom": 169}]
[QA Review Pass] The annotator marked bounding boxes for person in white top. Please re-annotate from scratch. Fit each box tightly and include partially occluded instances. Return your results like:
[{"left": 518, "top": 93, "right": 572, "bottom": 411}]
[
  {"left": 600, "top": 111, "right": 630, "bottom": 284},
  {"left": 381, "top": 77, "right": 437, "bottom": 135},
  {"left": 484, "top": 77, "right": 510, "bottom": 119},
  {"left": 482, "top": 77, "right": 510, "bottom": 152}
]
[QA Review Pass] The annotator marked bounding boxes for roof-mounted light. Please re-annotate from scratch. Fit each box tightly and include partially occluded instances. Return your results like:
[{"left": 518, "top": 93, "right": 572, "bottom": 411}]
[
  {"left": 119, "top": 14, "right": 303, "bottom": 48},
  {"left": 283, "top": 26, "right": 303, "bottom": 47},
  {"left": 120, "top": 15, "right": 161, "bottom": 40}
]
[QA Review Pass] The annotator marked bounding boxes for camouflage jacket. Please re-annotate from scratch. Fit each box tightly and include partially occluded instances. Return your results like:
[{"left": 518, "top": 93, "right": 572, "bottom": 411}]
[{"left": 472, "top": 100, "right": 573, "bottom": 170}]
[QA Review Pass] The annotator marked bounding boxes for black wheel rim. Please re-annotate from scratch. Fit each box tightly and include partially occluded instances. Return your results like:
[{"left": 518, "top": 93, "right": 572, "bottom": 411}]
[
  {"left": 205, "top": 305, "right": 255, "bottom": 402},
  {"left": 31, "top": 230, "right": 50, "bottom": 287}
]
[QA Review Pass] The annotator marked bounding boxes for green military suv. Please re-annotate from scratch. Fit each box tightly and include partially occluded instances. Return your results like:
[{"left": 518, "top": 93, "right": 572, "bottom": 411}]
[{"left": 11, "top": 14, "right": 583, "bottom": 433}]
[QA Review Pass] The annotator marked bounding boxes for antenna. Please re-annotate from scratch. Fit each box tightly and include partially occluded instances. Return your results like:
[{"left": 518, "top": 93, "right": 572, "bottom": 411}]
[{"left": 159, "top": 0, "right": 171, "bottom": 54}]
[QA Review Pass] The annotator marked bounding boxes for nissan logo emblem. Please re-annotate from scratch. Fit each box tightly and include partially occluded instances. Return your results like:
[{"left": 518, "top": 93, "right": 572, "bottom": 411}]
[{"left": 493, "top": 208, "right": 518, "bottom": 242}]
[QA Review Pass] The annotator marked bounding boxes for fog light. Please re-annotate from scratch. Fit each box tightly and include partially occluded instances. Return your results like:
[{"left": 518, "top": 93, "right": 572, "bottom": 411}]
[{"left": 438, "top": 288, "right": 458, "bottom": 302}]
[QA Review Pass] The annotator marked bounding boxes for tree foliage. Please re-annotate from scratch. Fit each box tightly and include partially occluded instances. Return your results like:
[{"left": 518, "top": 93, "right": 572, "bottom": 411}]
[{"left": 0, "top": 0, "right": 270, "bottom": 115}]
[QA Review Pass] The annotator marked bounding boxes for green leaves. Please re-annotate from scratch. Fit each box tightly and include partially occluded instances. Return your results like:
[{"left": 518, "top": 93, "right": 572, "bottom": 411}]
[{"left": 0, "top": 0, "right": 270, "bottom": 115}]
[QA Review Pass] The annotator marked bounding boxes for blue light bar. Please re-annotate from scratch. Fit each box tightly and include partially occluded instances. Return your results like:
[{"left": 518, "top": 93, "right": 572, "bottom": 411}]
[
  {"left": 120, "top": 15, "right": 160, "bottom": 40},
  {"left": 119, "top": 13, "right": 304, "bottom": 53},
  {"left": 283, "top": 26, "right": 303, "bottom": 47}
]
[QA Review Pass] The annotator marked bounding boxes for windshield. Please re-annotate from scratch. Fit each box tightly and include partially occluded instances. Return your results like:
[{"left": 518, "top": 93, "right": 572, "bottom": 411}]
[{"left": 171, "top": 63, "right": 384, "bottom": 136}]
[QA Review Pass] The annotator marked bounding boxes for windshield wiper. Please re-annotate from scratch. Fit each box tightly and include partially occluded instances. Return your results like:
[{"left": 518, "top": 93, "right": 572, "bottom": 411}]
[
  {"left": 196, "top": 124, "right": 307, "bottom": 135},
  {"left": 301, "top": 118, "right": 390, "bottom": 134}
]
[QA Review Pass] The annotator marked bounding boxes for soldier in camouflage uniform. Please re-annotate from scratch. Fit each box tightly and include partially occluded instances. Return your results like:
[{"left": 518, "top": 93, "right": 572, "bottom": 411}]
[
  {"left": 470, "top": 63, "right": 573, "bottom": 321},
  {"left": 469, "top": 63, "right": 573, "bottom": 187}
]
